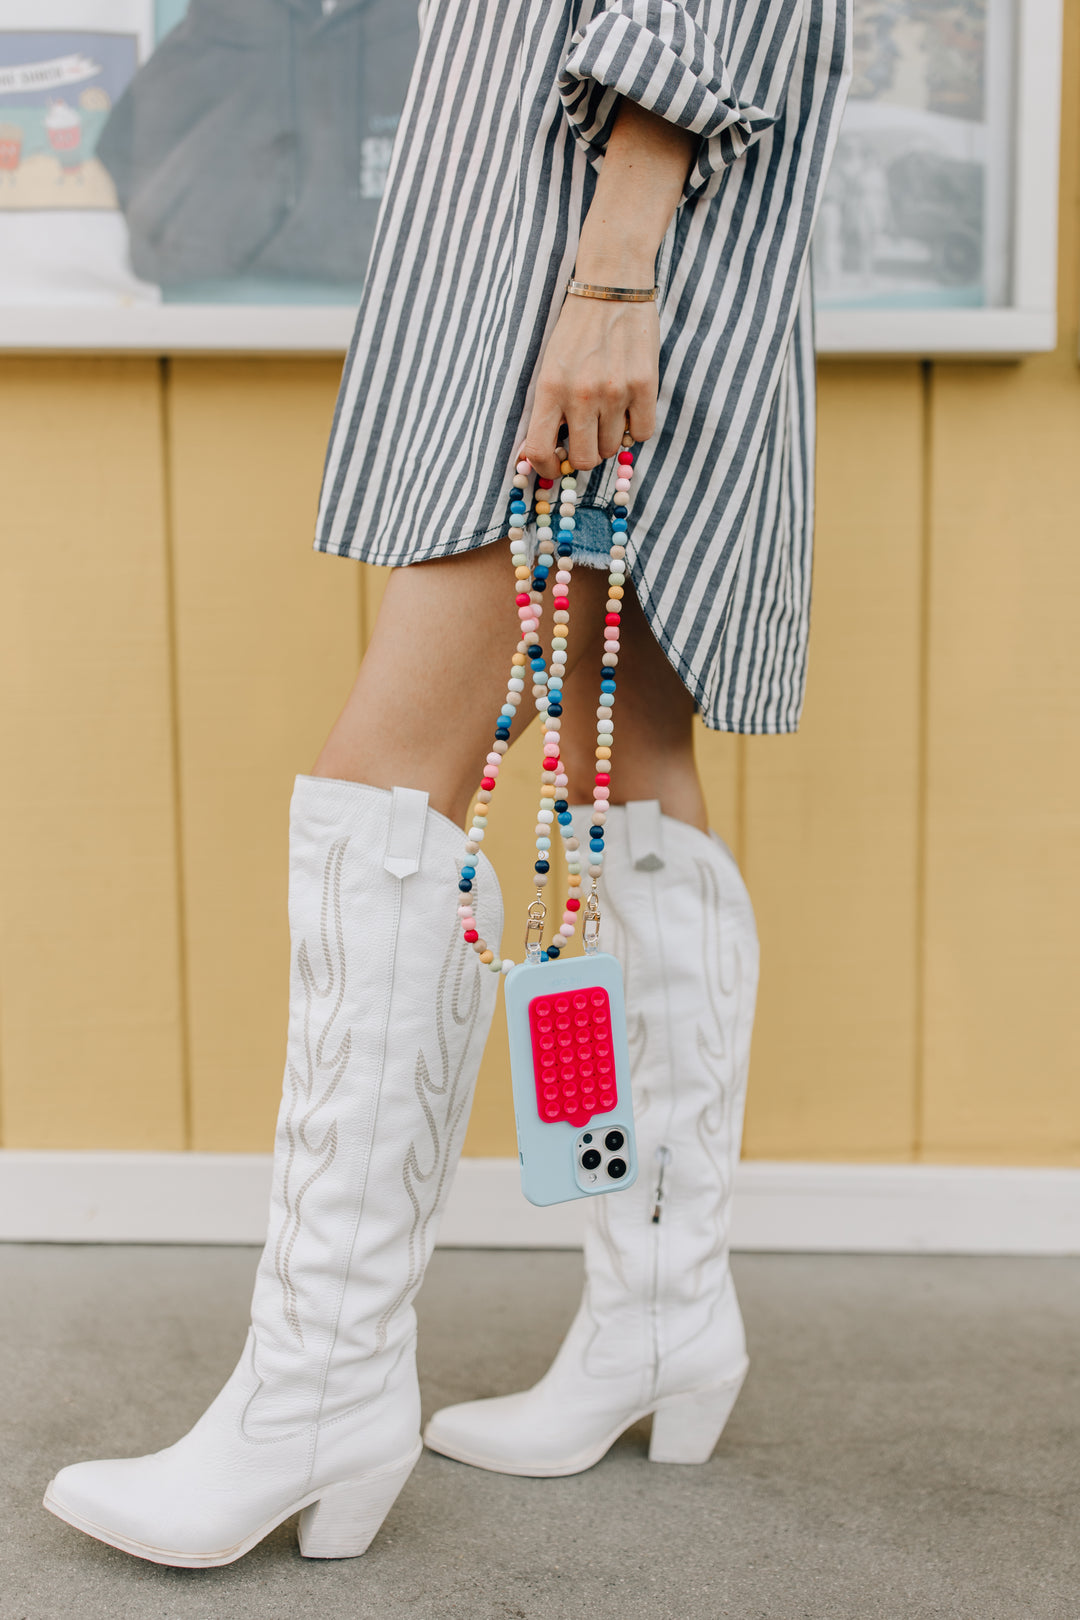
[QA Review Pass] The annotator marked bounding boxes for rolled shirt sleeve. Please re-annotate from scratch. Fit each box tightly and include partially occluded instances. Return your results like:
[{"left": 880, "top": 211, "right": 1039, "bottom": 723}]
[{"left": 558, "top": 0, "right": 807, "bottom": 202}]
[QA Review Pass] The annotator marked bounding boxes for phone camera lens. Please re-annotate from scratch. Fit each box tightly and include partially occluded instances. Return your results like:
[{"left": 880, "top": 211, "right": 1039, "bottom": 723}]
[
  {"left": 607, "top": 1158, "right": 627, "bottom": 1179},
  {"left": 581, "top": 1149, "right": 602, "bottom": 1170},
  {"left": 604, "top": 1130, "right": 625, "bottom": 1152}
]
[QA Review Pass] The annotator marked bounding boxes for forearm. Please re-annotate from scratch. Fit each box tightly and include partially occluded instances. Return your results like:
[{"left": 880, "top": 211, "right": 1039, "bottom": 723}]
[
  {"left": 521, "top": 100, "right": 695, "bottom": 474},
  {"left": 574, "top": 98, "right": 697, "bottom": 287}
]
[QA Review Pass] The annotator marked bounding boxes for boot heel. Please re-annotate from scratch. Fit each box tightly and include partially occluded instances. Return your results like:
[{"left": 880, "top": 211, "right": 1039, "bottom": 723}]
[
  {"left": 648, "top": 1362, "right": 748, "bottom": 1465},
  {"left": 298, "top": 1446, "right": 421, "bottom": 1559}
]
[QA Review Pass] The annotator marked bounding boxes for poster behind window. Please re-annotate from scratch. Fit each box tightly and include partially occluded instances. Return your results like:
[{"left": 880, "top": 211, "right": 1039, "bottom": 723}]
[
  {"left": 0, "top": 0, "right": 417, "bottom": 313},
  {"left": 812, "top": 0, "right": 1014, "bottom": 312}
]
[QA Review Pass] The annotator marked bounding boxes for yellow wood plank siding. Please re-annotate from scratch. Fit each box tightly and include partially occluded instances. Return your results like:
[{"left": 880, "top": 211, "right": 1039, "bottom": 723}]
[
  {"left": 165, "top": 359, "right": 358, "bottom": 1151},
  {"left": 739, "top": 363, "right": 925, "bottom": 1161},
  {"left": 920, "top": 353, "right": 1080, "bottom": 1165},
  {"left": 0, "top": 359, "right": 185, "bottom": 1148},
  {"left": 919, "top": 0, "right": 1080, "bottom": 1165},
  {"left": 0, "top": 10, "right": 1076, "bottom": 1163}
]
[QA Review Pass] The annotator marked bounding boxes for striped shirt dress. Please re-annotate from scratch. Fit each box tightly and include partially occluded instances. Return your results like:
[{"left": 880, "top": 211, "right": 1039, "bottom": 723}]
[{"left": 315, "top": 0, "right": 851, "bottom": 734}]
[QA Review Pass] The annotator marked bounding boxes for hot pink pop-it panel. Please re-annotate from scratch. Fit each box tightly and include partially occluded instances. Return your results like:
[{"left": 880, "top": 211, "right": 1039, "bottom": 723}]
[{"left": 528, "top": 988, "right": 618, "bottom": 1127}]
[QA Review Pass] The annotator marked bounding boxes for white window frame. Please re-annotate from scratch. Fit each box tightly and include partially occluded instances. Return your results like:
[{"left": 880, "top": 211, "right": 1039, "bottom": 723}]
[{"left": 0, "top": 0, "right": 1063, "bottom": 358}]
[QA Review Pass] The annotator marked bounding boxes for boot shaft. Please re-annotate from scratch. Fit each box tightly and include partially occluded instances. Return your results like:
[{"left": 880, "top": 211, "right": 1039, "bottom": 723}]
[
  {"left": 249, "top": 776, "right": 502, "bottom": 1431},
  {"left": 572, "top": 802, "right": 758, "bottom": 1319}
]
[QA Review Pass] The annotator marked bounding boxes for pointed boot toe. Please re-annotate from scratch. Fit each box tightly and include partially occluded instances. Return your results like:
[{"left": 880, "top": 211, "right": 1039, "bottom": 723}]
[
  {"left": 43, "top": 1449, "right": 260, "bottom": 1568},
  {"left": 42, "top": 1366, "right": 321, "bottom": 1567},
  {"left": 46, "top": 1457, "right": 150, "bottom": 1551},
  {"left": 423, "top": 1395, "right": 524, "bottom": 1471},
  {"left": 423, "top": 1391, "right": 590, "bottom": 1476},
  {"left": 424, "top": 1368, "right": 654, "bottom": 1478}
]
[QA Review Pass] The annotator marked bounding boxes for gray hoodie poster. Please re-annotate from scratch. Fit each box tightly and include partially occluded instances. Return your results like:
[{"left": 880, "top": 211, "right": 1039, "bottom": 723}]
[{"left": 97, "top": 0, "right": 418, "bottom": 289}]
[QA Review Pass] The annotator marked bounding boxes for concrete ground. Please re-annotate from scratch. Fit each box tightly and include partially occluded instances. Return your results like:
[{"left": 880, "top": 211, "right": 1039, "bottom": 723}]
[{"left": 1, "top": 1246, "right": 1077, "bottom": 1620}]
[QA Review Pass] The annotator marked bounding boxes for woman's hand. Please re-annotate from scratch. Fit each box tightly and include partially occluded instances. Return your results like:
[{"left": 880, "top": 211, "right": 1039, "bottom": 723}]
[
  {"left": 521, "top": 295, "right": 659, "bottom": 476},
  {"left": 518, "top": 97, "right": 696, "bottom": 478}
]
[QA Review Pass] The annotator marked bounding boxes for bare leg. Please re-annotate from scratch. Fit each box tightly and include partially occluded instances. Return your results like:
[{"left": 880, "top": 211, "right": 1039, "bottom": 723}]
[
  {"left": 558, "top": 575, "right": 708, "bottom": 831},
  {"left": 313, "top": 544, "right": 609, "bottom": 826}
]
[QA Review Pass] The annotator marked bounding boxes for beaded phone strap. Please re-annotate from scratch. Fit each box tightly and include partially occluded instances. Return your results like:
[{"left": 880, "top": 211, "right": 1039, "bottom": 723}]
[{"left": 456, "top": 429, "right": 636, "bottom": 973}]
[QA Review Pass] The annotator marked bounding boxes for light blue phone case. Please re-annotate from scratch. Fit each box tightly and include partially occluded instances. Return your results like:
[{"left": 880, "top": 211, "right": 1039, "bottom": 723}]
[{"left": 504, "top": 952, "right": 638, "bottom": 1207}]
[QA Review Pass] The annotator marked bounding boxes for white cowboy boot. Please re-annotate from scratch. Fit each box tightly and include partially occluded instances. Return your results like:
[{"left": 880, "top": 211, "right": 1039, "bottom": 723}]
[
  {"left": 424, "top": 799, "right": 757, "bottom": 1476},
  {"left": 45, "top": 775, "right": 501, "bottom": 1566}
]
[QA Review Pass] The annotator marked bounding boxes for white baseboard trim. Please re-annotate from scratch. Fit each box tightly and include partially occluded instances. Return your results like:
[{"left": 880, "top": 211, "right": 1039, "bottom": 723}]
[{"left": 1, "top": 1152, "right": 1079, "bottom": 1254}]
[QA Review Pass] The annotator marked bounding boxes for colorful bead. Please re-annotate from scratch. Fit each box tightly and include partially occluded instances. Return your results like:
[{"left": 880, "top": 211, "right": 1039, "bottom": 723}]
[{"left": 458, "top": 444, "right": 635, "bottom": 962}]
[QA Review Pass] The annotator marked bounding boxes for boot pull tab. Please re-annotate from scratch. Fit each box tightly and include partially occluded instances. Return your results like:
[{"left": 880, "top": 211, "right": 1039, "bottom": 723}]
[
  {"left": 626, "top": 799, "right": 665, "bottom": 873},
  {"left": 383, "top": 786, "right": 428, "bottom": 879}
]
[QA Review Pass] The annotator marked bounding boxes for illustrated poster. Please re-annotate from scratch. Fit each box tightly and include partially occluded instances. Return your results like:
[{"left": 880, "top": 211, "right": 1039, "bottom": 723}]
[{"left": 0, "top": 0, "right": 418, "bottom": 312}]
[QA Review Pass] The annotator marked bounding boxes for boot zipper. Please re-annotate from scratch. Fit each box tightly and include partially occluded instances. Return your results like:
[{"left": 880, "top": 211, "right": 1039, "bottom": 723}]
[
  {"left": 651, "top": 1146, "right": 668, "bottom": 1224},
  {"left": 638, "top": 819, "right": 675, "bottom": 1409},
  {"left": 648, "top": 1146, "right": 671, "bottom": 1402}
]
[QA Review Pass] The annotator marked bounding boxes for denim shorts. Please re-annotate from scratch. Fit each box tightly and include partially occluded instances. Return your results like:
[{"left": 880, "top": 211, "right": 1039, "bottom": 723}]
[{"left": 563, "top": 502, "right": 616, "bottom": 570}]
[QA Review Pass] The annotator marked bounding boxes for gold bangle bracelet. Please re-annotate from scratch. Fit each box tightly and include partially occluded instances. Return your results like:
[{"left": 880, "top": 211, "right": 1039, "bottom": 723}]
[{"left": 566, "top": 278, "right": 658, "bottom": 303}]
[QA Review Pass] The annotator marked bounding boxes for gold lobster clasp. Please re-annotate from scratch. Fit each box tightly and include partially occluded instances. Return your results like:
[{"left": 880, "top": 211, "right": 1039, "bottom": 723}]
[
  {"left": 524, "top": 898, "right": 547, "bottom": 964},
  {"left": 583, "top": 888, "right": 602, "bottom": 955}
]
